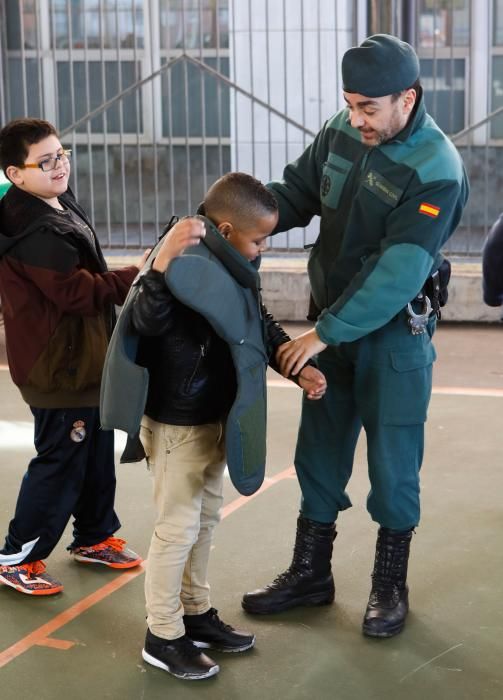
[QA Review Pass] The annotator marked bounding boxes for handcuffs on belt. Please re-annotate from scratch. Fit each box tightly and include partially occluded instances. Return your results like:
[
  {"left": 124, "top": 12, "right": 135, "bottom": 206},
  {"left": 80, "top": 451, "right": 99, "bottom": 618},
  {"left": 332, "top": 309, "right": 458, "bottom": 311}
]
[
  {"left": 406, "top": 293, "right": 432, "bottom": 335},
  {"left": 406, "top": 269, "right": 443, "bottom": 335}
]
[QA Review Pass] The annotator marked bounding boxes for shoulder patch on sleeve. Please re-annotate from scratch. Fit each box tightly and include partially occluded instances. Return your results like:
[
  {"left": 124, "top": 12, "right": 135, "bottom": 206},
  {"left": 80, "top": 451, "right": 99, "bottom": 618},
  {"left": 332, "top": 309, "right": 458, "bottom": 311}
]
[{"left": 418, "top": 202, "right": 440, "bottom": 218}]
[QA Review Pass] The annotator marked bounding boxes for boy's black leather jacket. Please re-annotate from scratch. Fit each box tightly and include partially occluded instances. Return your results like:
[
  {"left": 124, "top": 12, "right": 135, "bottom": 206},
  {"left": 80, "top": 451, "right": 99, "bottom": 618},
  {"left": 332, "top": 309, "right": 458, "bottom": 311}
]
[
  {"left": 131, "top": 267, "right": 294, "bottom": 426},
  {"left": 0, "top": 185, "right": 137, "bottom": 408},
  {"left": 100, "top": 216, "right": 318, "bottom": 494}
]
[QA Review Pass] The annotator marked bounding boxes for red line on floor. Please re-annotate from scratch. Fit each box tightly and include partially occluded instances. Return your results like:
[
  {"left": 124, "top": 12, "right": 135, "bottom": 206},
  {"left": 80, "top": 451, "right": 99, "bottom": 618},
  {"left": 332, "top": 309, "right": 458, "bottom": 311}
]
[
  {"left": 221, "top": 465, "right": 295, "bottom": 519},
  {"left": 0, "top": 565, "right": 145, "bottom": 668},
  {"left": 35, "top": 638, "right": 75, "bottom": 650},
  {"left": 0, "top": 466, "right": 296, "bottom": 669}
]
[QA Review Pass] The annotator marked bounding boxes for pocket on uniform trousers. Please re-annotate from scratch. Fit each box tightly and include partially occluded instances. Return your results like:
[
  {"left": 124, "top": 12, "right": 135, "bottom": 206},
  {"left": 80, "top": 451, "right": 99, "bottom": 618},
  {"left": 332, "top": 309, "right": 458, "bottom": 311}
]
[{"left": 382, "top": 343, "right": 437, "bottom": 426}]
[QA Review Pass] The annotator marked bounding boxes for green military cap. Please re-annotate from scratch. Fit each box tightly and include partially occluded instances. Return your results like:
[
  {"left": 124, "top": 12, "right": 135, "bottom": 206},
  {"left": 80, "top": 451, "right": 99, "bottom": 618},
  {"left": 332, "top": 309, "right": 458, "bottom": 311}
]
[{"left": 342, "top": 33, "right": 420, "bottom": 97}]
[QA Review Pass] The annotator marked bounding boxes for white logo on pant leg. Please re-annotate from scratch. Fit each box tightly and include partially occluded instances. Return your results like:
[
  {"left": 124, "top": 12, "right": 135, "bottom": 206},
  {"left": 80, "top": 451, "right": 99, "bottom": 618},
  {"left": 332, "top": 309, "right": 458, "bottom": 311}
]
[{"left": 70, "top": 420, "right": 86, "bottom": 442}]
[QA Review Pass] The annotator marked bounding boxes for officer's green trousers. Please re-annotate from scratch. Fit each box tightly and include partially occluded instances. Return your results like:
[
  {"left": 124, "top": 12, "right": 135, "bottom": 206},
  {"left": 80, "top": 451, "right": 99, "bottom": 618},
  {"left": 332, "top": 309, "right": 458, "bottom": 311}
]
[{"left": 295, "top": 313, "right": 436, "bottom": 530}]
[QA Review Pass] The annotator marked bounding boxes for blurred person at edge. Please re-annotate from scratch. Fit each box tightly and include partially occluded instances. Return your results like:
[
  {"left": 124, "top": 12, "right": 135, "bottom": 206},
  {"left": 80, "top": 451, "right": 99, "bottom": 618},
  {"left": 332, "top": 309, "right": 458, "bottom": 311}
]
[{"left": 482, "top": 213, "right": 503, "bottom": 313}]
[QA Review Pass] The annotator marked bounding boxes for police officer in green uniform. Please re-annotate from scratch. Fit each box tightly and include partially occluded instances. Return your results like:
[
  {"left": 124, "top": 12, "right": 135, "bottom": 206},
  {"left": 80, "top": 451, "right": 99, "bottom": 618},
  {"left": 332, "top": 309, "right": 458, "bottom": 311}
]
[{"left": 242, "top": 34, "right": 469, "bottom": 638}]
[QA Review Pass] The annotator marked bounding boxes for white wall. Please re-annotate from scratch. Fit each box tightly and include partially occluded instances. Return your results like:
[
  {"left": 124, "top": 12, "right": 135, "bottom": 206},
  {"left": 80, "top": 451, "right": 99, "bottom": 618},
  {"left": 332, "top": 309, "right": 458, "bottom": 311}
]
[{"left": 229, "top": 0, "right": 355, "bottom": 248}]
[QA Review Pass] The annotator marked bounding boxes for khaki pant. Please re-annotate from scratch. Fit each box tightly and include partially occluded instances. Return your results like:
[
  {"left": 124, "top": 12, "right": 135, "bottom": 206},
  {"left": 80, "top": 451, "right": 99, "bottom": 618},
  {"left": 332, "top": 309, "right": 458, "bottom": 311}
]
[{"left": 140, "top": 416, "right": 226, "bottom": 640}]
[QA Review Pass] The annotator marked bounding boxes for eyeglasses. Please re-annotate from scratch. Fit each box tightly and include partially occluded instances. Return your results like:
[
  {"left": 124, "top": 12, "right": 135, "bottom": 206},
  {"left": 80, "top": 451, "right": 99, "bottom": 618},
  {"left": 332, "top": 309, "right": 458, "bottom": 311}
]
[{"left": 22, "top": 149, "right": 72, "bottom": 172}]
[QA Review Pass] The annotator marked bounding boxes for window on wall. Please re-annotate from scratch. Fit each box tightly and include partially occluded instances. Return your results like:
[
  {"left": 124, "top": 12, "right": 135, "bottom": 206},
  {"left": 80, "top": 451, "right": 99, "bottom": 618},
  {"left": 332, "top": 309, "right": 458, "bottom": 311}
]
[
  {"left": 4, "top": 0, "right": 231, "bottom": 131},
  {"left": 51, "top": 0, "right": 144, "bottom": 50},
  {"left": 416, "top": 0, "right": 470, "bottom": 135},
  {"left": 418, "top": 0, "right": 470, "bottom": 48},
  {"left": 492, "top": 1, "right": 503, "bottom": 139},
  {"left": 491, "top": 56, "right": 503, "bottom": 138},
  {"left": 494, "top": 0, "right": 503, "bottom": 44},
  {"left": 162, "top": 56, "right": 230, "bottom": 138},
  {"left": 57, "top": 61, "right": 142, "bottom": 133},
  {"left": 159, "top": 0, "right": 229, "bottom": 50},
  {"left": 6, "top": 58, "right": 41, "bottom": 116},
  {"left": 3, "top": 0, "right": 145, "bottom": 131},
  {"left": 158, "top": 0, "right": 231, "bottom": 144},
  {"left": 420, "top": 58, "right": 466, "bottom": 134},
  {"left": 5, "top": 0, "right": 38, "bottom": 49},
  {"left": 5, "top": 0, "right": 145, "bottom": 50}
]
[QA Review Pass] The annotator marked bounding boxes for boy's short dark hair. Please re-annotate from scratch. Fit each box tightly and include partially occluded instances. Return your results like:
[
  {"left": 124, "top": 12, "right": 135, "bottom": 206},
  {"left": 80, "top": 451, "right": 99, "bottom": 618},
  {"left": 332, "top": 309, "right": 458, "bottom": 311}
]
[
  {"left": 0, "top": 118, "right": 58, "bottom": 174},
  {"left": 204, "top": 172, "right": 278, "bottom": 226}
]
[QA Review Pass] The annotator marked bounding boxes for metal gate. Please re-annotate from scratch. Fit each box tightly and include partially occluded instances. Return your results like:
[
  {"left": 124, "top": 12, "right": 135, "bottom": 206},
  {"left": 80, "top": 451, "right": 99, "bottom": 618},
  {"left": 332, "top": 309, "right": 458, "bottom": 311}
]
[{"left": 1, "top": 0, "right": 502, "bottom": 256}]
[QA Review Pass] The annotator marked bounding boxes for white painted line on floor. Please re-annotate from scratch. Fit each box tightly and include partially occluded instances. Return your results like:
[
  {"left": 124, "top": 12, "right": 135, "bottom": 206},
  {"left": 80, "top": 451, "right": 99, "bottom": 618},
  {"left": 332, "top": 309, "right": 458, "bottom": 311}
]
[
  {"left": 432, "top": 386, "right": 503, "bottom": 397},
  {"left": 268, "top": 378, "right": 503, "bottom": 397},
  {"left": 0, "top": 421, "right": 128, "bottom": 451},
  {"left": 1, "top": 381, "right": 503, "bottom": 450},
  {"left": 0, "top": 421, "right": 35, "bottom": 449},
  {"left": 0, "top": 422, "right": 231, "bottom": 479}
]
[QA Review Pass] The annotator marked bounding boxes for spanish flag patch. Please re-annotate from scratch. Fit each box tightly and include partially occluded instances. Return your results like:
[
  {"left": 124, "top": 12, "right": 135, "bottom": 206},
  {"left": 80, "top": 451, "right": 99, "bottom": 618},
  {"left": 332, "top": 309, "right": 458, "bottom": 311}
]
[{"left": 419, "top": 202, "right": 440, "bottom": 218}]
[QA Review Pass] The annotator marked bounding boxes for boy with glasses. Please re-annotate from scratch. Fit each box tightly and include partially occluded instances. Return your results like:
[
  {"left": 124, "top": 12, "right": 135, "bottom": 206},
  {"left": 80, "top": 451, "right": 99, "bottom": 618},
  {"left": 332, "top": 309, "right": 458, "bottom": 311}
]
[{"left": 0, "top": 118, "right": 148, "bottom": 595}]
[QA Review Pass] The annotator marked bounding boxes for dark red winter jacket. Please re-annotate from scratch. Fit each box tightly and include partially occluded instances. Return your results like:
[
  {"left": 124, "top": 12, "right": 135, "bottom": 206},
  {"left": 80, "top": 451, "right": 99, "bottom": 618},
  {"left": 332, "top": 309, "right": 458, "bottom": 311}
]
[{"left": 0, "top": 185, "right": 138, "bottom": 408}]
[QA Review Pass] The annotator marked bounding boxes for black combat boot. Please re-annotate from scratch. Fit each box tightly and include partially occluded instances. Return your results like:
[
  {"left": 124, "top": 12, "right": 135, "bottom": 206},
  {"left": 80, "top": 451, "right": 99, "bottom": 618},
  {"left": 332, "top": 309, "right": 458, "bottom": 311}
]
[
  {"left": 241, "top": 514, "right": 336, "bottom": 614},
  {"left": 362, "top": 527, "right": 413, "bottom": 638}
]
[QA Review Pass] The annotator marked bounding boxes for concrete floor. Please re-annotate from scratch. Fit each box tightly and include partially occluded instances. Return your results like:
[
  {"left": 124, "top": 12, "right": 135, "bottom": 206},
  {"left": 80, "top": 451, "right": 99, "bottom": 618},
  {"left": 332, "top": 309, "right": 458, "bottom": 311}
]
[{"left": 0, "top": 323, "right": 502, "bottom": 700}]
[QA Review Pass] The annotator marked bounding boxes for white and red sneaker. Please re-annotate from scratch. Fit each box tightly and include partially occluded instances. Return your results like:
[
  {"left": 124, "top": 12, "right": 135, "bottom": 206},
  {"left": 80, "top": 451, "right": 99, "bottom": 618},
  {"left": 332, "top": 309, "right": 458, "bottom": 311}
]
[{"left": 0, "top": 560, "right": 63, "bottom": 595}]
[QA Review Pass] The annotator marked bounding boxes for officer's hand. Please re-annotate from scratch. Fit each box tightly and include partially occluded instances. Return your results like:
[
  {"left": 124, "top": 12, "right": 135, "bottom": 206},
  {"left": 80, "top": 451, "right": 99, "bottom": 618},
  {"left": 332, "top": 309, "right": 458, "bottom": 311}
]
[
  {"left": 277, "top": 328, "right": 327, "bottom": 377},
  {"left": 152, "top": 218, "right": 206, "bottom": 272}
]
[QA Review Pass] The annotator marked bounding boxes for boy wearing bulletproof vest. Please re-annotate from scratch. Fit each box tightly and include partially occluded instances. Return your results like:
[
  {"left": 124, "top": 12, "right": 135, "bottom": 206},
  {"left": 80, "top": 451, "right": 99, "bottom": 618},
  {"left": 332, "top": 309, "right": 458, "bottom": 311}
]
[{"left": 103, "top": 173, "right": 326, "bottom": 680}]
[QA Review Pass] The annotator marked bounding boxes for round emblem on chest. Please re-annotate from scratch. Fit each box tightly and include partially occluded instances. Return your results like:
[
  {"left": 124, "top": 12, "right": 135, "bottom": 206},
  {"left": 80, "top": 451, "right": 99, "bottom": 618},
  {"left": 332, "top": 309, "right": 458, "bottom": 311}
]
[{"left": 321, "top": 174, "right": 331, "bottom": 197}]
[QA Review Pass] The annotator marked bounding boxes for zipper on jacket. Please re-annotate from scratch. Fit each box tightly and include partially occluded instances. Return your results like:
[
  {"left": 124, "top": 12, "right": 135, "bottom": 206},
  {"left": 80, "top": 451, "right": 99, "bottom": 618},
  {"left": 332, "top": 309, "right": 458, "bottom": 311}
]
[
  {"left": 360, "top": 147, "right": 374, "bottom": 173},
  {"left": 186, "top": 343, "right": 206, "bottom": 391},
  {"left": 257, "top": 287, "right": 264, "bottom": 320}
]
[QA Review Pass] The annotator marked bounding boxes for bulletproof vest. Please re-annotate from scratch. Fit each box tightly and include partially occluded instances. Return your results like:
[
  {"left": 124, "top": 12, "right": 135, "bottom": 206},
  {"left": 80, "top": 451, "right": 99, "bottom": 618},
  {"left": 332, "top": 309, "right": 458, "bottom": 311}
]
[{"left": 100, "top": 217, "right": 269, "bottom": 496}]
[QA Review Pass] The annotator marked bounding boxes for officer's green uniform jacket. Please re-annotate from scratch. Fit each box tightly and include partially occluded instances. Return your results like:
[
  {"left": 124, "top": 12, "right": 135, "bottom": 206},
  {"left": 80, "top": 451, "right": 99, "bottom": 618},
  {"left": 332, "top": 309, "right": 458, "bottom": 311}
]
[
  {"left": 268, "top": 91, "right": 469, "bottom": 529},
  {"left": 269, "top": 91, "right": 469, "bottom": 342},
  {"left": 100, "top": 218, "right": 270, "bottom": 497}
]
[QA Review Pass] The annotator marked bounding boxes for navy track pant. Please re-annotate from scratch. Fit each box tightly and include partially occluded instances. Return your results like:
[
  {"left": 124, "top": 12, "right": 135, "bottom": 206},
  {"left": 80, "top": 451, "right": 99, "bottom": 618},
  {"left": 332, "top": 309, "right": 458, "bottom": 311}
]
[{"left": 0, "top": 406, "right": 120, "bottom": 566}]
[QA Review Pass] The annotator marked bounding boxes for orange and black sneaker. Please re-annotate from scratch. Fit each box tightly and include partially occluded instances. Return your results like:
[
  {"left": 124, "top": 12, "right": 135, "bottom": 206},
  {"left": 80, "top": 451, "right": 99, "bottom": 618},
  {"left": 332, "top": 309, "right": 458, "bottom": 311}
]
[
  {"left": 0, "top": 560, "right": 63, "bottom": 595},
  {"left": 70, "top": 537, "right": 142, "bottom": 569}
]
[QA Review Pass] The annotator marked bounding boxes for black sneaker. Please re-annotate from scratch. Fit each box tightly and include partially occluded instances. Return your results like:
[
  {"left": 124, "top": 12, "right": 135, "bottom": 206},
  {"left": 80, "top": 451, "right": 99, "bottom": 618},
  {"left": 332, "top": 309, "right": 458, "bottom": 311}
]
[
  {"left": 142, "top": 629, "right": 219, "bottom": 680},
  {"left": 184, "top": 607, "right": 255, "bottom": 653}
]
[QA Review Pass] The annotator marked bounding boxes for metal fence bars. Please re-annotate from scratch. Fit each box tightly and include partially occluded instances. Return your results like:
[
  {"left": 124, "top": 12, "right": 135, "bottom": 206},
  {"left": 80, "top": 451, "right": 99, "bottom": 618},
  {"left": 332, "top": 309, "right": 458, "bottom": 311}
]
[{"left": 1, "top": 0, "right": 503, "bottom": 256}]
